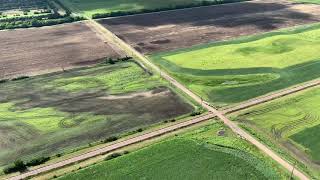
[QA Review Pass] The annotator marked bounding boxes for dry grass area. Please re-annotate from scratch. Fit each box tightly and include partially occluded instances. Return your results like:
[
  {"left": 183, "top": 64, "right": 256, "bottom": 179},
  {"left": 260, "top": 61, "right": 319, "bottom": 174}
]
[
  {"left": 99, "top": 0, "right": 320, "bottom": 54},
  {"left": 0, "top": 22, "right": 122, "bottom": 79}
]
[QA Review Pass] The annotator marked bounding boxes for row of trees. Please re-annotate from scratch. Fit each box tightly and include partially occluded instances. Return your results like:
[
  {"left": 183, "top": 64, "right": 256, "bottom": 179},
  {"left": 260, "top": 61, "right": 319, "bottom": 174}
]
[
  {"left": 92, "top": 0, "right": 245, "bottom": 19},
  {"left": 3, "top": 157, "right": 50, "bottom": 174},
  {"left": 0, "top": 16, "right": 83, "bottom": 30}
]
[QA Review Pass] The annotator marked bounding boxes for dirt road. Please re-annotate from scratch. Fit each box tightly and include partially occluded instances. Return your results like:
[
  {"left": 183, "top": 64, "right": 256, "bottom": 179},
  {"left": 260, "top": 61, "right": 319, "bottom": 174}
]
[{"left": 8, "top": 19, "right": 315, "bottom": 180}]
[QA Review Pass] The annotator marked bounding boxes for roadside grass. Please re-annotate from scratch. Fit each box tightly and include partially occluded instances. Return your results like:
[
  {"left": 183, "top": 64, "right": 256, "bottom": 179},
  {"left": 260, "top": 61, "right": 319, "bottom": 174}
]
[
  {"left": 0, "top": 61, "right": 194, "bottom": 169},
  {"left": 58, "top": 0, "right": 243, "bottom": 18},
  {"left": 231, "top": 87, "right": 320, "bottom": 178},
  {"left": 58, "top": 122, "right": 289, "bottom": 180},
  {"left": 150, "top": 23, "right": 320, "bottom": 107}
]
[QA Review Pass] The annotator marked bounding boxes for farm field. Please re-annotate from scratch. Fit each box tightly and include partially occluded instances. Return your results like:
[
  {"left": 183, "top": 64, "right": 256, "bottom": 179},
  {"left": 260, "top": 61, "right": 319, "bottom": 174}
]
[
  {"left": 0, "top": 22, "right": 121, "bottom": 80},
  {"left": 0, "top": 61, "right": 194, "bottom": 169},
  {"left": 99, "top": 0, "right": 320, "bottom": 54},
  {"left": 58, "top": 0, "right": 241, "bottom": 18},
  {"left": 233, "top": 87, "right": 320, "bottom": 178},
  {"left": 151, "top": 24, "right": 320, "bottom": 107},
  {"left": 58, "top": 122, "right": 289, "bottom": 180}
]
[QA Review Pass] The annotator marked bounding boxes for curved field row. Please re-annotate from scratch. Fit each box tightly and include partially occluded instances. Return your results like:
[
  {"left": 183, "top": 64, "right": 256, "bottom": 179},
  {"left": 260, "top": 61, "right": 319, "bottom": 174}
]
[
  {"left": 151, "top": 24, "right": 320, "bottom": 107},
  {"left": 234, "top": 87, "right": 320, "bottom": 172}
]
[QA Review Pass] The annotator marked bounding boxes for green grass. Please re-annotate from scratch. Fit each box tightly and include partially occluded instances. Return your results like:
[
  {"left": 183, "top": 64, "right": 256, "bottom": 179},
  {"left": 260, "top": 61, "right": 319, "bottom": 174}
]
[
  {"left": 59, "top": 0, "right": 236, "bottom": 18},
  {"left": 0, "top": 62, "right": 194, "bottom": 168},
  {"left": 151, "top": 23, "right": 320, "bottom": 107},
  {"left": 233, "top": 87, "right": 320, "bottom": 177},
  {"left": 58, "top": 122, "right": 289, "bottom": 180}
]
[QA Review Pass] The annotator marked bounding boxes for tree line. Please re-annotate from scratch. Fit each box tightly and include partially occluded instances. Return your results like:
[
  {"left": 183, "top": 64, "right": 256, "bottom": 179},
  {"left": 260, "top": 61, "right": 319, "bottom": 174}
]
[{"left": 92, "top": 0, "right": 246, "bottom": 19}]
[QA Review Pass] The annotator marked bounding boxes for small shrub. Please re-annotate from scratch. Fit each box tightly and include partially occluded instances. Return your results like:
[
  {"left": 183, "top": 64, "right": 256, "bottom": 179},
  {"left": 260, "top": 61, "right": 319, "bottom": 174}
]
[
  {"left": 104, "top": 153, "right": 122, "bottom": 161},
  {"left": 11, "top": 76, "right": 29, "bottom": 81},
  {"left": 137, "top": 128, "right": 143, "bottom": 132},
  {"left": 103, "top": 136, "right": 118, "bottom": 143},
  {"left": 3, "top": 160, "right": 27, "bottom": 174},
  {"left": 26, "top": 156, "right": 50, "bottom": 167},
  {"left": 106, "top": 58, "right": 115, "bottom": 64},
  {"left": 0, "top": 79, "right": 8, "bottom": 84},
  {"left": 123, "top": 151, "right": 130, "bottom": 154},
  {"left": 170, "top": 119, "right": 176, "bottom": 122},
  {"left": 56, "top": 153, "right": 63, "bottom": 157}
]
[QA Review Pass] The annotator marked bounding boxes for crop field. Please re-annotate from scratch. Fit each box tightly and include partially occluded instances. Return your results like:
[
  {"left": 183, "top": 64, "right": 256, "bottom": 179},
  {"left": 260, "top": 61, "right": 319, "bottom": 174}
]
[
  {"left": 0, "top": 22, "right": 121, "bottom": 79},
  {"left": 233, "top": 87, "right": 320, "bottom": 176},
  {"left": 59, "top": 0, "right": 238, "bottom": 18},
  {"left": 58, "top": 122, "right": 289, "bottom": 180},
  {"left": 99, "top": 0, "right": 320, "bottom": 54},
  {"left": 151, "top": 24, "right": 320, "bottom": 107},
  {"left": 0, "top": 61, "right": 194, "bottom": 168}
]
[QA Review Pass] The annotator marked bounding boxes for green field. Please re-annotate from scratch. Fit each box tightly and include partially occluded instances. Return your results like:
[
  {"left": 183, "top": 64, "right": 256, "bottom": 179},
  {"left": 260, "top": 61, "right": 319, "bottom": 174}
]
[
  {"left": 0, "top": 61, "right": 194, "bottom": 168},
  {"left": 233, "top": 87, "right": 320, "bottom": 176},
  {"left": 151, "top": 24, "right": 320, "bottom": 107},
  {"left": 59, "top": 0, "right": 238, "bottom": 18},
  {"left": 293, "top": 0, "right": 320, "bottom": 4},
  {"left": 58, "top": 122, "right": 289, "bottom": 180}
]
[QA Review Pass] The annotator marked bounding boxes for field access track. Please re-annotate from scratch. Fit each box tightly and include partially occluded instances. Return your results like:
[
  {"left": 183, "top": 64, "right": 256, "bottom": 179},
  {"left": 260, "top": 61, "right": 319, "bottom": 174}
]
[
  {"left": 98, "top": 0, "right": 320, "bottom": 54},
  {"left": 0, "top": 22, "right": 122, "bottom": 79}
]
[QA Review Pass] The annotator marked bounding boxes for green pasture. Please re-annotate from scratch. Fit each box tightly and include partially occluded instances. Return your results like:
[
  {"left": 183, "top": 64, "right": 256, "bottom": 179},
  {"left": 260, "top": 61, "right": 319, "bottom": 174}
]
[
  {"left": 0, "top": 62, "right": 193, "bottom": 168},
  {"left": 59, "top": 0, "right": 231, "bottom": 18},
  {"left": 59, "top": 122, "right": 288, "bottom": 180},
  {"left": 234, "top": 87, "right": 320, "bottom": 165},
  {"left": 151, "top": 24, "right": 320, "bottom": 107}
]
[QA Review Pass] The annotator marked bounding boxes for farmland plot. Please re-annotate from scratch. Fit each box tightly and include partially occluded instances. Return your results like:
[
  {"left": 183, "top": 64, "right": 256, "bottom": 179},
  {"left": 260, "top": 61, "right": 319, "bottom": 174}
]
[
  {"left": 0, "top": 62, "right": 193, "bottom": 168},
  {"left": 0, "top": 22, "right": 121, "bottom": 79},
  {"left": 151, "top": 24, "right": 320, "bottom": 107},
  {"left": 233, "top": 87, "right": 320, "bottom": 178},
  {"left": 99, "top": 0, "right": 320, "bottom": 54},
  {"left": 58, "top": 122, "right": 289, "bottom": 180}
]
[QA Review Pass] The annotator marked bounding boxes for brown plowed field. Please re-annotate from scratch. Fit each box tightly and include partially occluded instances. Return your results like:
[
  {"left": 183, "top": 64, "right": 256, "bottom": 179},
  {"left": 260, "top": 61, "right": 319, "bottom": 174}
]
[
  {"left": 0, "top": 22, "right": 121, "bottom": 79},
  {"left": 98, "top": 0, "right": 320, "bottom": 54}
]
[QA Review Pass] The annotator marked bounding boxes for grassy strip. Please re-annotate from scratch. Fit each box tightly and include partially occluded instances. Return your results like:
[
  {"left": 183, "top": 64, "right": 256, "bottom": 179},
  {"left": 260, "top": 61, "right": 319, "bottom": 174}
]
[{"left": 57, "top": 122, "right": 289, "bottom": 179}]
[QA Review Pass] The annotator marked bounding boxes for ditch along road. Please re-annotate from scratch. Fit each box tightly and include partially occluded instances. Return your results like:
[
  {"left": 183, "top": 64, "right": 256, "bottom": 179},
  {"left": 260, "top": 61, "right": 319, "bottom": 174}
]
[{"left": 9, "top": 19, "right": 319, "bottom": 180}]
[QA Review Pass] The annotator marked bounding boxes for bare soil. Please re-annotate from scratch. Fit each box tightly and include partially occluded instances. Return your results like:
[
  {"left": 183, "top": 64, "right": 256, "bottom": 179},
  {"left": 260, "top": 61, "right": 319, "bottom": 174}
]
[
  {"left": 0, "top": 22, "right": 122, "bottom": 79},
  {"left": 98, "top": 0, "right": 320, "bottom": 54}
]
